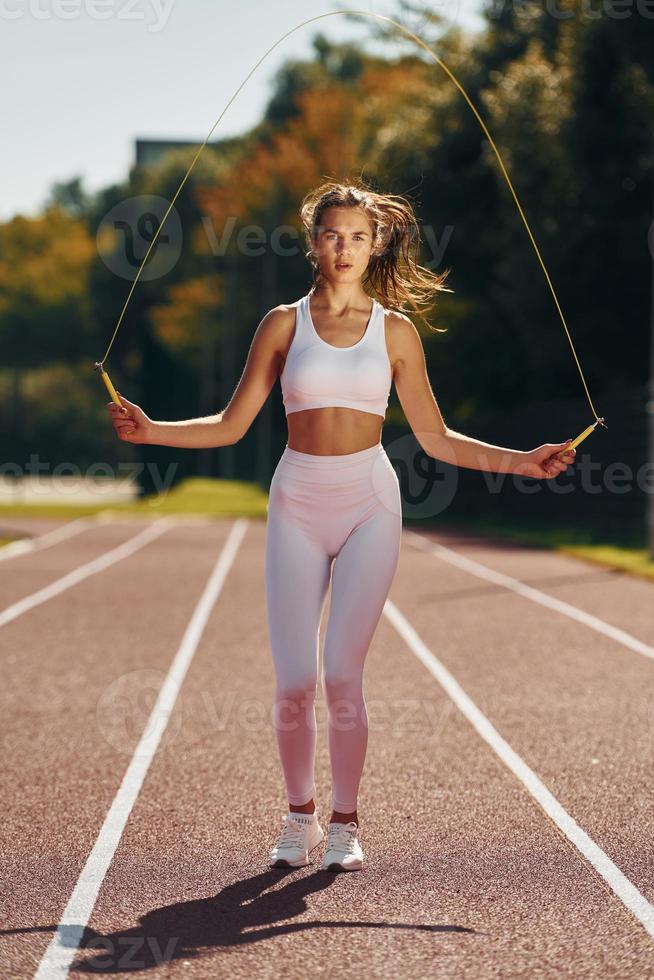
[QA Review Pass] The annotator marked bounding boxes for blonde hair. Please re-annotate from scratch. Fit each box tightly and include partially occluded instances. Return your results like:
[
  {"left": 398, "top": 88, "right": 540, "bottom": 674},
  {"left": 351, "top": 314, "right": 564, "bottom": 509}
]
[{"left": 300, "top": 178, "right": 452, "bottom": 333}]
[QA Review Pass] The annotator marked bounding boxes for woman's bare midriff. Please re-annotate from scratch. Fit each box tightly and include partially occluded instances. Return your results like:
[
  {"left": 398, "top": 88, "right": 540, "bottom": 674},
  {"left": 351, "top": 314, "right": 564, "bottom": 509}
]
[{"left": 286, "top": 407, "right": 383, "bottom": 455}]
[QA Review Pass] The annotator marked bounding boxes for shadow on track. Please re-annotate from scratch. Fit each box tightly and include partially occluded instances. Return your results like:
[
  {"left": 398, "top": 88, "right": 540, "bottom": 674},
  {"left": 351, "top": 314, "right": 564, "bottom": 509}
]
[{"left": 2, "top": 868, "right": 476, "bottom": 972}]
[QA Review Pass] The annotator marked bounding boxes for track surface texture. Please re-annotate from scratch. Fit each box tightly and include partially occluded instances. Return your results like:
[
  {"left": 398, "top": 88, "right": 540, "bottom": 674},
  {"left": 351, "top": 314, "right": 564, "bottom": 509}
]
[{"left": 0, "top": 514, "right": 652, "bottom": 979}]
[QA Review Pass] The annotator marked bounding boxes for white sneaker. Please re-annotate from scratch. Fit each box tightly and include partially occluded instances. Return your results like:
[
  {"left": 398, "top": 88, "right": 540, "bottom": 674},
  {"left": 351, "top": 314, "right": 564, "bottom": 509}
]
[
  {"left": 269, "top": 811, "right": 325, "bottom": 868},
  {"left": 320, "top": 821, "right": 364, "bottom": 871}
]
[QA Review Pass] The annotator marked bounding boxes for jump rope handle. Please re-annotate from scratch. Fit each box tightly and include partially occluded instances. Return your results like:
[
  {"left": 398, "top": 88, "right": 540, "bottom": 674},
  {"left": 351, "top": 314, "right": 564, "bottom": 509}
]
[
  {"left": 565, "top": 417, "right": 607, "bottom": 451},
  {"left": 95, "top": 362, "right": 122, "bottom": 408}
]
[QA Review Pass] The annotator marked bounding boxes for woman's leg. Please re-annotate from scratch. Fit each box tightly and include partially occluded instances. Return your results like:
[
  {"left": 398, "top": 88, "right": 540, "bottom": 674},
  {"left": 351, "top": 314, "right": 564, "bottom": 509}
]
[
  {"left": 321, "top": 502, "right": 402, "bottom": 819},
  {"left": 265, "top": 501, "right": 332, "bottom": 809}
]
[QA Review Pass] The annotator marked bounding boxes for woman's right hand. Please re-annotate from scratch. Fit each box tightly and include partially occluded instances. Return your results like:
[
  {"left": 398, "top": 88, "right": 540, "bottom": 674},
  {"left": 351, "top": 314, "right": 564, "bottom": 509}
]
[{"left": 107, "top": 391, "right": 154, "bottom": 444}]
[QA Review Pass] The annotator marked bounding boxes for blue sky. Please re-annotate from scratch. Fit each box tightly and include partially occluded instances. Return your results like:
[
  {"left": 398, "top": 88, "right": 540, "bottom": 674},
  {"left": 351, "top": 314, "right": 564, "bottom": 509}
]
[{"left": 0, "top": 1, "right": 485, "bottom": 221}]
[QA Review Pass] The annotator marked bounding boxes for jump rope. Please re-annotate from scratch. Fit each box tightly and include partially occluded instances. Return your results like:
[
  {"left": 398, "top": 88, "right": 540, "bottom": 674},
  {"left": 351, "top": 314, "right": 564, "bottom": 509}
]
[{"left": 95, "top": 10, "right": 607, "bottom": 451}]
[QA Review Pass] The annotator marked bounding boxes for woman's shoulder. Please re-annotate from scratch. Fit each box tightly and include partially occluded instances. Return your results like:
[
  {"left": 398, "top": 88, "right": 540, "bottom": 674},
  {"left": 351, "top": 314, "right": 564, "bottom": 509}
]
[
  {"left": 380, "top": 301, "right": 411, "bottom": 323},
  {"left": 380, "top": 306, "right": 419, "bottom": 369},
  {"left": 257, "top": 303, "right": 302, "bottom": 358},
  {"left": 268, "top": 295, "right": 307, "bottom": 319},
  {"left": 380, "top": 304, "right": 413, "bottom": 336},
  {"left": 262, "top": 302, "right": 299, "bottom": 327}
]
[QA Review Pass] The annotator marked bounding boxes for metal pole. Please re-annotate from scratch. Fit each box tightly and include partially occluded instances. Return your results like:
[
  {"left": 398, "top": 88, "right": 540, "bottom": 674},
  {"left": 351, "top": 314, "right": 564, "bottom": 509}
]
[
  {"left": 648, "top": 179, "right": 654, "bottom": 558},
  {"left": 197, "top": 300, "right": 216, "bottom": 478},
  {"left": 220, "top": 250, "right": 238, "bottom": 480},
  {"left": 257, "top": 189, "right": 278, "bottom": 487}
]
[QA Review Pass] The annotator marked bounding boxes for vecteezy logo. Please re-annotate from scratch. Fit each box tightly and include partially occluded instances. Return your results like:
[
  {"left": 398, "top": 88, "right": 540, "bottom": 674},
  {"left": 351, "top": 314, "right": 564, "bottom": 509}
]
[
  {"left": 95, "top": 667, "right": 183, "bottom": 757},
  {"left": 385, "top": 432, "right": 459, "bottom": 519},
  {"left": 96, "top": 195, "right": 182, "bottom": 281}
]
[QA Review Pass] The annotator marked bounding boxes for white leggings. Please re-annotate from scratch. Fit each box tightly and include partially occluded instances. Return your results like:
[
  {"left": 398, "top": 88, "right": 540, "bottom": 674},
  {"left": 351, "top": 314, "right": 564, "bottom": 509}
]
[{"left": 264, "top": 440, "right": 402, "bottom": 812}]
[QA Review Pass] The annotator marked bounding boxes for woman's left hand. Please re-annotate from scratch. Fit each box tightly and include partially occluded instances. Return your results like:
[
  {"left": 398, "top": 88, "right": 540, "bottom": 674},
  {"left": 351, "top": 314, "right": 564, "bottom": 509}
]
[{"left": 514, "top": 440, "right": 577, "bottom": 479}]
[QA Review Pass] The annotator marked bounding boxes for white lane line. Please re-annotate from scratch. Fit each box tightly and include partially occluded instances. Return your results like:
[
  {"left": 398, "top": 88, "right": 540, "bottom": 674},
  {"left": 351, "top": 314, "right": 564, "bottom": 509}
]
[
  {"left": 404, "top": 530, "right": 654, "bottom": 663},
  {"left": 0, "top": 516, "right": 99, "bottom": 563},
  {"left": 34, "top": 517, "right": 250, "bottom": 980},
  {"left": 383, "top": 597, "right": 654, "bottom": 941},
  {"left": 0, "top": 519, "right": 173, "bottom": 629}
]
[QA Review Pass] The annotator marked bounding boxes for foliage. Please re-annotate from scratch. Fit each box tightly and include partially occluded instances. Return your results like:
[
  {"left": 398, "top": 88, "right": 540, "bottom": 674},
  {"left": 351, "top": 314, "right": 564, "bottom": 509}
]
[{"left": 2, "top": 5, "right": 652, "bottom": 489}]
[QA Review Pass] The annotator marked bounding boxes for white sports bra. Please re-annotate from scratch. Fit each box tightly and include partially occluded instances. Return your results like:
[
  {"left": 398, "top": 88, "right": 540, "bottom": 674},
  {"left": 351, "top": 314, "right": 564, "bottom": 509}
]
[{"left": 280, "top": 292, "right": 392, "bottom": 418}]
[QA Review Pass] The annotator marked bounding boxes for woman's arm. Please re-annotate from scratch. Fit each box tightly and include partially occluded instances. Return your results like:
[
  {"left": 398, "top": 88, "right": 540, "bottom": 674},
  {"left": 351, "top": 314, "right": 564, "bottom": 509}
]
[
  {"left": 149, "top": 411, "right": 237, "bottom": 449},
  {"left": 108, "top": 306, "right": 293, "bottom": 449},
  {"left": 390, "top": 312, "right": 575, "bottom": 478}
]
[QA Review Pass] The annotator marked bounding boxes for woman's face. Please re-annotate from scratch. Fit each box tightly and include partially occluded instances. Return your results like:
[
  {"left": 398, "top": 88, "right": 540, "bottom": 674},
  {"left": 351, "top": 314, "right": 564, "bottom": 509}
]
[{"left": 311, "top": 206, "right": 375, "bottom": 284}]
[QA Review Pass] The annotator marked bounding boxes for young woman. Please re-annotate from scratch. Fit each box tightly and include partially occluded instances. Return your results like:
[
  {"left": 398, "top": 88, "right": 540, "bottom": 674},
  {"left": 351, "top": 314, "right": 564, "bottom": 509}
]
[{"left": 108, "top": 181, "right": 575, "bottom": 873}]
